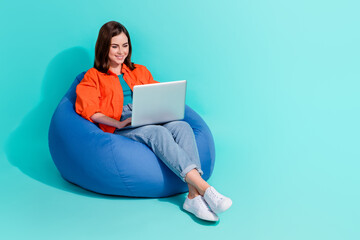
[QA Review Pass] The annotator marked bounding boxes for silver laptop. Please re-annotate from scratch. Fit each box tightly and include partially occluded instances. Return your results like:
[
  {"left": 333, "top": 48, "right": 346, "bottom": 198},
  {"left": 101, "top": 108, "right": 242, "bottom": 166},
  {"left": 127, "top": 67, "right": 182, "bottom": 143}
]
[{"left": 130, "top": 80, "right": 187, "bottom": 127}]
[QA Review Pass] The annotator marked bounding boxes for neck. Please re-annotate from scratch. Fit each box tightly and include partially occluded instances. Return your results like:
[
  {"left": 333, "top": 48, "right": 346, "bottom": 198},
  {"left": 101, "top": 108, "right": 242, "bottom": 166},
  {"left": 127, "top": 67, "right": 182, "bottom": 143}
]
[{"left": 109, "top": 64, "right": 122, "bottom": 75}]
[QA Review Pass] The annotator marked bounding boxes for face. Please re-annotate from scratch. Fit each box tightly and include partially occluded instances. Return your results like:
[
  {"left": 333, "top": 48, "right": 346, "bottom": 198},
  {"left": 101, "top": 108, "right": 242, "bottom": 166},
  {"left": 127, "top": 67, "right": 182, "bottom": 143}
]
[{"left": 108, "top": 32, "right": 129, "bottom": 67}]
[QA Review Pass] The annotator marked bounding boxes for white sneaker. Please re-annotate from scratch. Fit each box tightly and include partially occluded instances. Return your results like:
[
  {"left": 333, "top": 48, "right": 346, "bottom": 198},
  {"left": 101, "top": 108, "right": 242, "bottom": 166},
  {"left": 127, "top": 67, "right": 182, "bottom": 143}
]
[
  {"left": 203, "top": 186, "right": 232, "bottom": 214},
  {"left": 183, "top": 195, "right": 219, "bottom": 221}
]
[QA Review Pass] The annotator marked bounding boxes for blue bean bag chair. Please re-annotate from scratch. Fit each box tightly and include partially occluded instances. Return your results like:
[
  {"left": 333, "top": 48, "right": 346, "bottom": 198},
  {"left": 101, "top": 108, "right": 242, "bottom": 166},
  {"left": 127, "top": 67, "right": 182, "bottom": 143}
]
[{"left": 48, "top": 71, "right": 215, "bottom": 197}]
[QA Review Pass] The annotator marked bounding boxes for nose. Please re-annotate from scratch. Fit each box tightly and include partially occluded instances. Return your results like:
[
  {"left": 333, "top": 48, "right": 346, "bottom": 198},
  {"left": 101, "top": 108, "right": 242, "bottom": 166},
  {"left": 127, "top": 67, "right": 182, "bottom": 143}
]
[{"left": 118, "top": 47, "right": 125, "bottom": 54}]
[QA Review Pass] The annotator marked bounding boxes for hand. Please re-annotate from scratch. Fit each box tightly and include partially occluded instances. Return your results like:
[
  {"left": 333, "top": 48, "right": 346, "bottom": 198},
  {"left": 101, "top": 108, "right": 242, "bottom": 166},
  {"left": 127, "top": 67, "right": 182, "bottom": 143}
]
[{"left": 118, "top": 118, "right": 132, "bottom": 129}]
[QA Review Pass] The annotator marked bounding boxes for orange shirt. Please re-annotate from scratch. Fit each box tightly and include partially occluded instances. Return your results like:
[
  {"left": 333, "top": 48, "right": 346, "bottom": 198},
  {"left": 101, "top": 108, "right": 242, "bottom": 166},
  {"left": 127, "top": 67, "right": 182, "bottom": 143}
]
[{"left": 75, "top": 64, "right": 159, "bottom": 133}]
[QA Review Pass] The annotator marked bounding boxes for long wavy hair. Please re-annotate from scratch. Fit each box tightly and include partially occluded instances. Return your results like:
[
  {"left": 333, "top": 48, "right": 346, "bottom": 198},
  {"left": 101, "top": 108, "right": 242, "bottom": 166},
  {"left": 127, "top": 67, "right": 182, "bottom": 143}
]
[{"left": 94, "top": 21, "right": 135, "bottom": 73}]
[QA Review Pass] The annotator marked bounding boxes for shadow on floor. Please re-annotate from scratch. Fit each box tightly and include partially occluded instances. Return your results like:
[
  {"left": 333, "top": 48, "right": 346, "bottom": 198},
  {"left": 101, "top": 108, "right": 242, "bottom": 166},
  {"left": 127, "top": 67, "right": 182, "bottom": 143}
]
[{"left": 3, "top": 47, "right": 112, "bottom": 199}]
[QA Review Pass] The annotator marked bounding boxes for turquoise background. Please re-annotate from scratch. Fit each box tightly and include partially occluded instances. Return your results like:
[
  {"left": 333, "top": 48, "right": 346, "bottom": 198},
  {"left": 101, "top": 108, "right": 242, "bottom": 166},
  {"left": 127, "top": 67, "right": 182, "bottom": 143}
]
[{"left": 1, "top": 0, "right": 359, "bottom": 239}]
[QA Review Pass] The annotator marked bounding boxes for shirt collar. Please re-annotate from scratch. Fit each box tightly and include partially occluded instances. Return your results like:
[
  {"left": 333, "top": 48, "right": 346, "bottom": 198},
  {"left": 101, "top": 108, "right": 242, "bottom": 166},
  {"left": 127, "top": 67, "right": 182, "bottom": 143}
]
[
  {"left": 121, "top": 63, "right": 130, "bottom": 74},
  {"left": 107, "top": 64, "right": 130, "bottom": 76}
]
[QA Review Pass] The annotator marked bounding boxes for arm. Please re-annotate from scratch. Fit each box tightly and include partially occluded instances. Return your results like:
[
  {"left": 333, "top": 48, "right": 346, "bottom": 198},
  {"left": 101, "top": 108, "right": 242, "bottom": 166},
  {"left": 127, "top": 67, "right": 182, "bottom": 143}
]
[
  {"left": 91, "top": 113, "right": 131, "bottom": 129},
  {"left": 76, "top": 70, "right": 130, "bottom": 130},
  {"left": 75, "top": 70, "right": 101, "bottom": 122}
]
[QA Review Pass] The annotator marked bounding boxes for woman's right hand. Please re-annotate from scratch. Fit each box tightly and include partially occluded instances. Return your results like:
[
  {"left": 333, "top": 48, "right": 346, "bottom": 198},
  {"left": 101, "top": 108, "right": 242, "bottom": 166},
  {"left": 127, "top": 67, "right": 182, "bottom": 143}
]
[
  {"left": 118, "top": 118, "right": 132, "bottom": 129},
  {"left": 91, "top": 112, "right": 132, "bottom": 129}
]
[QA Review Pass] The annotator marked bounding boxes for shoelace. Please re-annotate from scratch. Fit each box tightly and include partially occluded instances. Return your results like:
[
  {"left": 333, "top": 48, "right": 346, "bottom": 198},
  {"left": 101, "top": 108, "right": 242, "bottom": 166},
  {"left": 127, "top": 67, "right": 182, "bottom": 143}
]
[{"left": 208, "top": 189, "right": 223, "bottom": 205}]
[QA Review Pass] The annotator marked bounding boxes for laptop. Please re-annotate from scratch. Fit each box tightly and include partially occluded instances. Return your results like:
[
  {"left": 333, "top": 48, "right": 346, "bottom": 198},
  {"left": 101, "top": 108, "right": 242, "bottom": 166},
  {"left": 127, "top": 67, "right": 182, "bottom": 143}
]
[{"left": 129, "top": 80, "right": 187, "bottom": 127}]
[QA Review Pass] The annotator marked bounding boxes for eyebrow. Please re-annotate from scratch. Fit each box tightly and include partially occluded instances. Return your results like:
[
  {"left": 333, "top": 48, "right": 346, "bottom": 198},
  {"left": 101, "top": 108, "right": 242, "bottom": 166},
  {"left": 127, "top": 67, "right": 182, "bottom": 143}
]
[{"left": 111, "top": 42, "right": 128, "bottom": 46}]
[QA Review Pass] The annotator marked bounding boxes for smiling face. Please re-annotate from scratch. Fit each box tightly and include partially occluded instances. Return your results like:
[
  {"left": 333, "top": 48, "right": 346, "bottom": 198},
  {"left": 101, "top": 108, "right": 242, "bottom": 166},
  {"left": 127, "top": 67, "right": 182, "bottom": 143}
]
[{"left": 108, "top": 32, "right": 129, "bottom": 68}]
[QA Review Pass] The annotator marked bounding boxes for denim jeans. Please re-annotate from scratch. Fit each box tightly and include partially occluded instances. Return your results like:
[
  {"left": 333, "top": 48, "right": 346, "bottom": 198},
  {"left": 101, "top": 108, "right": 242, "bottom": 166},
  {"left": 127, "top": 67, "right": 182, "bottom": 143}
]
[{"left": 114, "top": 104, "right": 203, "bottom": 182}]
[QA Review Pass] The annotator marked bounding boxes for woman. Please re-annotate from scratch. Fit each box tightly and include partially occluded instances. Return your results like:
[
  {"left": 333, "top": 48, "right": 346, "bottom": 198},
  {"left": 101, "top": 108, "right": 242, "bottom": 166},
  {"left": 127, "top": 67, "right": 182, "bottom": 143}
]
[{"left": 75, "top": 21, "right": 232, "bottom": 221}]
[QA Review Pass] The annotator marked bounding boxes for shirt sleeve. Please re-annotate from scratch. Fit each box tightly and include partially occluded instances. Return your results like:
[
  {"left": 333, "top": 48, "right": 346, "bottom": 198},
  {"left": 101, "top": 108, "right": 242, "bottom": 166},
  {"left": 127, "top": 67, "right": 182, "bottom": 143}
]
[
  {"left": 142, "top": 66, "right": 159, "bottom": 84},
  {"left": 75, "top": 70, "right": 101, "bottom": 123}
]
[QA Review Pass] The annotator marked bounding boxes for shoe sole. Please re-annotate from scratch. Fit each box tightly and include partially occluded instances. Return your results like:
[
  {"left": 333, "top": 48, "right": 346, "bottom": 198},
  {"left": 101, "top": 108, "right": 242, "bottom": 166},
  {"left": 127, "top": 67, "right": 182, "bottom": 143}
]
[{"left": 183, "top": 203, "right": 219, "bottom": 222}]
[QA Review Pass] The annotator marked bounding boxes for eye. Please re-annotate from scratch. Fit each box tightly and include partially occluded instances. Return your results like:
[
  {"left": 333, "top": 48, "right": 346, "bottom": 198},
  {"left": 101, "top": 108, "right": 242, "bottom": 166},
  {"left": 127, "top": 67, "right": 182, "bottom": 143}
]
[
  {"left": 123, "top": 44, "right": 128, "bottom": 47},
  {"left": 112, "top": 45, "right": 117, "bottom": 49}
]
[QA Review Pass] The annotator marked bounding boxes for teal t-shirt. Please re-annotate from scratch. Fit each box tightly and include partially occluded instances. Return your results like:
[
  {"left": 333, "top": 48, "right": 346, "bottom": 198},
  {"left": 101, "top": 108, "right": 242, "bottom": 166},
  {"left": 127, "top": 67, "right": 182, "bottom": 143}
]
[{"left": 118, "top": 74, "right": 133, "bottom": 106}]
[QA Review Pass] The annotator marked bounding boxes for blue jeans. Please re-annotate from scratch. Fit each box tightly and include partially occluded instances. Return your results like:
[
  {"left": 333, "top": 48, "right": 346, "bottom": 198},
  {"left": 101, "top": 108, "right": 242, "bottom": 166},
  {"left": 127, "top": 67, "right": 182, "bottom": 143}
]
[{"left": 114, "top": 104, "right": 203, "bottom": 182}]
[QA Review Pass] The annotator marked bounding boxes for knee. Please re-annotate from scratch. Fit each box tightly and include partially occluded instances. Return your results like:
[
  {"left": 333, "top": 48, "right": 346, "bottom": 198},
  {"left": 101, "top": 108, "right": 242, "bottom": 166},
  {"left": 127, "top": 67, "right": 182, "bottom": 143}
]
[
  {"left": 143, "top": 125, "right": 172, "bottom": 139},
  {"left": 168, "top": 121, "right": 193, "bottom": 132}
]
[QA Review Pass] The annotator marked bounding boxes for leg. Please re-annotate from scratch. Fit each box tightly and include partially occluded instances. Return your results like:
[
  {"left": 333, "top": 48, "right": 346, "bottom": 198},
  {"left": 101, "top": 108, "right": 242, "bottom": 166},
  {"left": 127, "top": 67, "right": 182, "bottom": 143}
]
[
  {"left": 162, "top": 121, "right": 201, "bottom": 169},
  {"left": 114, "top": 124, "right": 201, "bottom": 181},
  {"left": 185, "top": 169, "right": 210, "bottom": 196},
  {"left": 162, "top": 121, "right": 209, "bottom": 196},
  {"left": 187, "top": 184, "right": 200, "bottom": 199},
  {"left": 115, "top": 123, "right": 230, "bottom": 220}
]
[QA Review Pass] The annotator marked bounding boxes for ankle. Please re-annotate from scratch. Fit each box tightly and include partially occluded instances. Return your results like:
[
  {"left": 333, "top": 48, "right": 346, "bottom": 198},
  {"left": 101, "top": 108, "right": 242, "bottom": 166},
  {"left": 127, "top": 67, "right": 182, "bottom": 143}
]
[
  {"left": 187, "top": 192, "right": 200, "bottom": 199},
  {"left": 197, "top": 185, "right": 209, "bottom": 196}
]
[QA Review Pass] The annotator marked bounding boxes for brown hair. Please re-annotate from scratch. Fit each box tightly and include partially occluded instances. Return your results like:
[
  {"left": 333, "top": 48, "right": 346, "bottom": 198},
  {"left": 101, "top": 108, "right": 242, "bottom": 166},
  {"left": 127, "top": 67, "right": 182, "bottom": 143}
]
[{"left": 94, "top": 21, "right": 135, "bottom": 73}]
